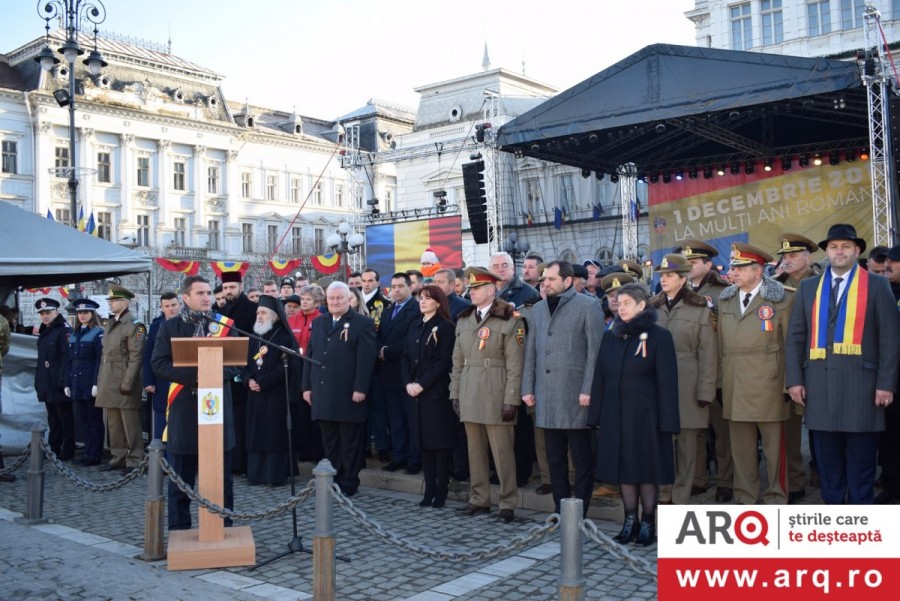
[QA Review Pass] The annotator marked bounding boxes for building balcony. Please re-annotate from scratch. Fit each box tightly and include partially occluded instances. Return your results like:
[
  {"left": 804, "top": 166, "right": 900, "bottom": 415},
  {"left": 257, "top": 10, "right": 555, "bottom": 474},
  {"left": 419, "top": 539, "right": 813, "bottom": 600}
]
[{"left": 164, "top": 244, "right": 209, "bottom": 260}]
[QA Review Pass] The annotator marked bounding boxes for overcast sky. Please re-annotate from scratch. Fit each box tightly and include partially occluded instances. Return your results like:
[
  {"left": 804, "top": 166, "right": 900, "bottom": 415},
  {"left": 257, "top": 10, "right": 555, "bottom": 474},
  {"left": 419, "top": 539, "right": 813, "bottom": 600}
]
[{"left": 1, "top": 0, "right": 697, "bottom": 119}]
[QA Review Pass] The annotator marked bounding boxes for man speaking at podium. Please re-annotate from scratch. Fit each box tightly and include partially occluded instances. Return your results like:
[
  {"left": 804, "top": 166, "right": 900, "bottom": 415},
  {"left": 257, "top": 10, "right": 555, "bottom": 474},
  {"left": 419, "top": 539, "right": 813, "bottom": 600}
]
[{"left": 152, "top": 275, "right": 237, "bottom": 530}]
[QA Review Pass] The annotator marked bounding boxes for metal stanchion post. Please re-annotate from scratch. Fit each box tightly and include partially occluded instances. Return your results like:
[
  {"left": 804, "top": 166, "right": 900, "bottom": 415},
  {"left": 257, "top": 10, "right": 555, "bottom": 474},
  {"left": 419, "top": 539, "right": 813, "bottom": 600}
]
[
  {"left": 312, "top": 459, "right": 337, "bottom": 601},
  {"left": 142, "top": 439, "right": 166, "bottom": 561},
  {"left": 21, "top": 424, "right": 47, "bottom": 524},
  {"left": 559, "top": 498, "right": 585, "bottom": 601}
]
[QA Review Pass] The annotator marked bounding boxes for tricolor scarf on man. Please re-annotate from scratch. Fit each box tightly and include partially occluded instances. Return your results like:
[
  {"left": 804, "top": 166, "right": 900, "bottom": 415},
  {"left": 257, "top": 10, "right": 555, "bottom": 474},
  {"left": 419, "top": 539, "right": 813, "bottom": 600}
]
[
  {"left": 809, "top": 264, "right": 868, "bottom": 359},
  {"left": 161, "top": 311, "right": 234, "bottom": 442}
]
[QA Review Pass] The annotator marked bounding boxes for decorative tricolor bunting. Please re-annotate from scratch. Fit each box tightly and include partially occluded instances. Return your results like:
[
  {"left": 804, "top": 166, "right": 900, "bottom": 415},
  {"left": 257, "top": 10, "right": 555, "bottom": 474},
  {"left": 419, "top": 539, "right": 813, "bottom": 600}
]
[
  {"left": 155, "top": 258, "right": 200, "bottom": 276},
  {"left": 310, "top": 253, "right": 341, "bottom": 274},
  {"left": 27, "top": 287, "right": 53, "bottom": 294},
  {"left": 58, "top": 287, "right": 70, "bottom": 299},
  {"left": 210, "top": 261, "right": 249, "bottom": 279},
  {"left": 268, "top": 258, "right": 303, "bottom": 277}
]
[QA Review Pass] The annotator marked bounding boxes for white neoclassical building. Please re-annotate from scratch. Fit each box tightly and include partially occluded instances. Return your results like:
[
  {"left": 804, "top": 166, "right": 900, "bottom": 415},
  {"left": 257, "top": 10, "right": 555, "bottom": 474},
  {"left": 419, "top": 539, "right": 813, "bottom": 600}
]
[{"left": 687, "top": 0, "right": 900, "bottom": 57}]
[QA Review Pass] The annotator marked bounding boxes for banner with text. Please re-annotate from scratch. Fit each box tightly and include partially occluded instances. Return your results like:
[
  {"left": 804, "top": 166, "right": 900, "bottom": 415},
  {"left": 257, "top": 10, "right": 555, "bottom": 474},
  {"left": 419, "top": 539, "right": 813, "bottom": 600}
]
[{"left": 647, "top": 162, "right": 873, "bottom": 266}]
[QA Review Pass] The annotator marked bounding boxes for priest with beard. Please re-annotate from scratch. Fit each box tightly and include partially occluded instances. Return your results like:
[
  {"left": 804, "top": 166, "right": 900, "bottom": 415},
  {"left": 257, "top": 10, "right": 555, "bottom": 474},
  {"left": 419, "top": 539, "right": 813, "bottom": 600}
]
[
  {"left": 242, "top": 295, "right": 301, "bottom": 486},
  {"left": 220, "top": 271, "right": 257, "bottom": 474}
]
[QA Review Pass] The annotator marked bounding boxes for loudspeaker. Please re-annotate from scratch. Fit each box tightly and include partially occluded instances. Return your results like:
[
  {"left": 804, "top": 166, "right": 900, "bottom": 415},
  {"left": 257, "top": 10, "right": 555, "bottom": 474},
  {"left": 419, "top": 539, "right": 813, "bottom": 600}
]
[{"left": 462, "top": 160, "right": 488, "bottom": 244}]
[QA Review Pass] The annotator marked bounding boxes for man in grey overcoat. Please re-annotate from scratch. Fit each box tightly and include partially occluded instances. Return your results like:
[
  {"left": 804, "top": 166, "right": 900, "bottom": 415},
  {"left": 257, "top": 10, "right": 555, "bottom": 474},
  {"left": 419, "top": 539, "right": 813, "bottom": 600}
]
[{"left": 521, "top": 261, "right": 604, "bottom": 515}]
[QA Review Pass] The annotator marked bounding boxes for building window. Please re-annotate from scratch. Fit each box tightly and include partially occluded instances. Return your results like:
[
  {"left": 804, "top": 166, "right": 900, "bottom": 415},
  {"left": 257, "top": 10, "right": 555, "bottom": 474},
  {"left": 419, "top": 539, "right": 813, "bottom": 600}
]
[
  {"left": 55, "top": 208, "right": 71, "bottom": 224},
  {"left": 173, "top": 160, "right": 186, "bottom": 190},
  {"left": 136, "top": 214, "right": 150, "bottom": 247},
  {"left": 598, "top": 248, "right": 614, "bottom": 263},
  {"left": 355, "top": 187, "right": 363, "bottom": 210},
  {"left": 291, "top": 226, "right": 302, "bottom": 255},
  {"left": 241, "top": 172, "right": 252, "bottom": 198},
  {"left": 2, "top": 141, "right": 18, "bottom": 174},
  {"left": 841, "top": 0, "right": 865, "bottom": 29},
  {"left": 290, "top": 177, "right": 301, "bottom": 203},
  {"left": 761, "top": 0, "right": 783, "bottom": 45},
  {"left": 266, "top": 174, "right": 277, "bottom": 201},
  {"left": 808, "top": 0, "right": 832, "bottom": 35},
  {"left": 174, "top": 217, "right": 186, "bottom": 246},
  {"left": 895, "top": 0, "right": 900, "bottom": 20},
  {"left": 96, "top": 151, "right": 110, "bottom": 183},
  {"left": 312, "top": 182, "right": 322, "bottom": 205},
  {"left": 207, "top": 165, "right": 219, "bottom": 195},
  {"left": 335, "top": 184, "right": 344, "bottom": 207},
  {"left": 242, "top": 223, "right": 254, "bottom": 253},
  {"left": 267, "top": 224, "right": 278, "bottom": 251},
  {"left": 314, "top": 228, "right": 324, "bottom": 255},
  {"left": 96, "top": 211, "right": 112, "bottom": 241},
  {"left": 558, "top": 174, "right": 575, "bottom": 212},
  {"left": 54, "top": 146, "right": 70, "bottom": 172},
  {"left": 137, "top": 156, "right": 150, "bottom": 187},
  {"left": 525, "top": 179, "right": 541, "bottom": 218},
  {"left": 730, "top": 2, "right": 753, "bottom": 50},
  {"left": 208, "top": 219, "right": 220, "bottom": 251}
]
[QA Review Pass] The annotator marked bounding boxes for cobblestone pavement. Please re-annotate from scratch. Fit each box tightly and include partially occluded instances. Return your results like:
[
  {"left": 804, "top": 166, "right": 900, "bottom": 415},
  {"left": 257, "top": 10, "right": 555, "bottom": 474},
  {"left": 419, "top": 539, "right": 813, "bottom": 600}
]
[{"left": 0, "top": 445, "right": 824, "bottom": 601}]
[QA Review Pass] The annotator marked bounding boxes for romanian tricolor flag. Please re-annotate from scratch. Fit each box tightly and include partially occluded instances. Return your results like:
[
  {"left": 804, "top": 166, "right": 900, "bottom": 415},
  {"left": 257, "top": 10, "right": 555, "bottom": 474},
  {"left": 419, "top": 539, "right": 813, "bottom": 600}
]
[
  {"left": 155, "top": 258, "right": 200, "bottom": 276},
  {"left": 310, "top": 253, "right": 341, "bottom": 274},
  {"left": 77, "top": 207, "right": 86, "bottom": 232},
  {"left": 210, "top": 261, "right": 249, "bottom": 279},
  {"left": 269, "top": 258, "right": 303, "bottom": 277},
  {"left": 364, "top": 216, "right": 462, "bottom": 286},
  {"left": 58, "top": 287, "right": 70, "bottom": 299},
  {"left": 207, "top": 312, "right": 234, "bottom": 337}
]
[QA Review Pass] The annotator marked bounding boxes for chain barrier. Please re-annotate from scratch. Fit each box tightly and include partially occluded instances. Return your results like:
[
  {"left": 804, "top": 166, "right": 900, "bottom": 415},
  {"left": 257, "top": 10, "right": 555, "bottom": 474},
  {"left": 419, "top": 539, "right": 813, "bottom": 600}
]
[
  {"left": 39, "top": 440, "right": 148, "bottom": 492},
  {"left": 330, "top": 483, "right": 560, "bottom": 562},
  {"left": 0, "top": 447, "right": 31, "bottom": 475},
  {"left": 160, "top": 457, "right": 316, "bottom": 521},
  {"left": 580, "top": 518, "right": 658, "bottom": 581}
]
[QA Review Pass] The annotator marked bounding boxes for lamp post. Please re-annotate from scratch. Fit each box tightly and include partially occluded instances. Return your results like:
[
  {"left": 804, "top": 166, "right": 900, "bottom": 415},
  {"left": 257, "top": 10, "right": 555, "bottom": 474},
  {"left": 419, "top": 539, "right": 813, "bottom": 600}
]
[
  {"left": 325, "top": 221, "right": 364, "bottom": 282},
  {"left": 503, "top": 231, "right": 530, "bottom": 270},
  {"left": 35, "top": 1, "right": 107, "bottom": 229}
]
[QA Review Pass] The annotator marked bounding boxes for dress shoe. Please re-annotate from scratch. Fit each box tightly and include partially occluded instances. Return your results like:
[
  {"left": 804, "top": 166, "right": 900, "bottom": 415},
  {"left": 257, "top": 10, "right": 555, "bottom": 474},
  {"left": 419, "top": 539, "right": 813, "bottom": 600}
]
[
  {"left": 614, "top": 513, "right": 639, "bottom": 543},
  {"left": 431, "top": 497, "right": 446, "bottom": 508},
  {"left": 535, "top": 483, "right": 553, "bottom": 495},
  {"left": 404, "top": 464, "right": 421, "bottom": 475},
  {"left": 79, "top": 457, "right": 101, "bottom": 467},
  {"left": 458, "top": 504, "right": 490, "bottom": 516},
  {"left": 635, "top": 518, "right": 657, "bottom": 547},
  {"left": 592, "top": 483, "right": 620, "bottom": 498},
  {"left": 451, "top": 471, "right": 469, "bottom": 482},
  {"left": 498, "top": 508, "right": 514, "bottom": 523},
  {"left": 378, "top": 450, "right": 391, "bottom": 464},
  {"left": 382, "top": 461, "right": 406, "bottom": 472},
  {"left": 690, "top": 484, "right": 709, "bottom": 496},
  {"left": 788, "top": 489, "right": 806, "bottom": 504},
  {"left": 98, "top": 463, "right": 125, "bottom": 472},
  {"left": 418, "top": 496, "right": 434, "bottom": 507},
  {"left": 715, "top": 487, "right": 733, "bottom": 502}
]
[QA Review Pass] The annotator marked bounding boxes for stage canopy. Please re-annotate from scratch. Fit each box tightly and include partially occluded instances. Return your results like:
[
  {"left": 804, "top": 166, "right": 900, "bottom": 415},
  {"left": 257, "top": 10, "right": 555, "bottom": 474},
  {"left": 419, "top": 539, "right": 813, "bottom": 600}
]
[
  {"left": 496, "top": 44, "right": 868, "bottom": 174},
  {"left": 0, "top": 201, "right": 152, "bottom": 288}
]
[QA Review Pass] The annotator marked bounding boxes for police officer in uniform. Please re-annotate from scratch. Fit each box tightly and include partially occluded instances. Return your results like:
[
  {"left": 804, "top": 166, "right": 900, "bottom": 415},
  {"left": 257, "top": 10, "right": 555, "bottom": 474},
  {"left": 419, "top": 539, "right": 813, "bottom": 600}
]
[
  {"left": 35, "top": 298, "right": 74, "bottom": 460},
  {"left": 450, "top": 267, "right": 526, "bottom": 522},
  {"left": 96, "top": 285, "right": 146, "bottom": 472},
  {"left": 774, "top": 233, "right": 821, "bottom": 502},
  {"left": 676, "top": 240, "right": 733, "bottom": 502}
]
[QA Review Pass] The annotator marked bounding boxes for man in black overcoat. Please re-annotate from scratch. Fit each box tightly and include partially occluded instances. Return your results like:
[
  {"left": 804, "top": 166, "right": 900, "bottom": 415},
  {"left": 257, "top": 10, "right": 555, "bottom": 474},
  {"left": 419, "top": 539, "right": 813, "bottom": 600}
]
[
  {"left": 151, "top": 276, "right": 237, "bottom": 530},
  {"left": 303, "top": 282, "right": 377, "bottom": 495}
]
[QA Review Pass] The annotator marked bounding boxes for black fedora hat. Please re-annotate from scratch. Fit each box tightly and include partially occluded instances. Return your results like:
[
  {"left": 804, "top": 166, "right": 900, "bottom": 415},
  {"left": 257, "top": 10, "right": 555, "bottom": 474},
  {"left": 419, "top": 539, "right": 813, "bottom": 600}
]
[{"left": 818, "top": 223, "right": 866, "bottom": 253}]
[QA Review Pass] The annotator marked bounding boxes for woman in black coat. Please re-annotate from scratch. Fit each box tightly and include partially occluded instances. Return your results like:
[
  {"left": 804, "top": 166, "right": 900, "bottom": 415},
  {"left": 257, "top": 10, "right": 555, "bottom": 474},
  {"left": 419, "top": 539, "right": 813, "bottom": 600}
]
[
  {"left": 64, "top": 299, "right": 104, "bottom": 465},
  {"left": 402, "top": 285, "right": 457, "bottom": 508},
  {"left": 34, "top": 298, "right": 74, "bottom": 460},
  {"left": 588, "top": 283, "right": 679, "bottom": 546}
]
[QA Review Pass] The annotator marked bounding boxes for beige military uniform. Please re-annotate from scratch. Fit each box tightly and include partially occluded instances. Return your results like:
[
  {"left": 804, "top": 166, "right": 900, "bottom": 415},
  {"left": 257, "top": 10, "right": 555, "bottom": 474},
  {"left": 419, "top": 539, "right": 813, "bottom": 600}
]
[{"left": 450, "top": 299, "right": 525, "bottom": 510}]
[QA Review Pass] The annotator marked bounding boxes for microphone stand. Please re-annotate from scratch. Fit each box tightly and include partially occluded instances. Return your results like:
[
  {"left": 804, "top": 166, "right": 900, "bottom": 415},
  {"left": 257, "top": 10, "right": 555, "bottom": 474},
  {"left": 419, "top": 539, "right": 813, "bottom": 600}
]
[{"left": 204, "top": 314, "right": 348, "bottom": 568}]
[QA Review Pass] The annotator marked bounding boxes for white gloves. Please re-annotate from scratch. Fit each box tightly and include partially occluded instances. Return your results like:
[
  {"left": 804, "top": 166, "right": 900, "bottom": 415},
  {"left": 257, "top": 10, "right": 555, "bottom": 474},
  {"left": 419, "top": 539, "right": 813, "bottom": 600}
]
[
  {"left": 91, "top": 385, "right": 98, "bottom": 397},
  {"left": 64, "top": 387, "right": 71, "bottom": 398}
]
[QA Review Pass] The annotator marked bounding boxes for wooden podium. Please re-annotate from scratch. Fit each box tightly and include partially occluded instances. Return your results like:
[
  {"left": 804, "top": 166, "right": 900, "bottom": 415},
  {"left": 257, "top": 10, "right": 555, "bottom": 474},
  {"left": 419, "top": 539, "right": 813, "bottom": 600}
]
[{"left": 167, "top": 337, "right": 256, "bottom": 571}]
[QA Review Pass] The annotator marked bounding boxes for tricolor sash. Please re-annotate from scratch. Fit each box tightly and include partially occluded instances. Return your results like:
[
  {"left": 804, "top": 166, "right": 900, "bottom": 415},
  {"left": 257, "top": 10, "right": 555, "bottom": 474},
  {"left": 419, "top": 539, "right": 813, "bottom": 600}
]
[
  {"left": 161, "top": 382, "right": 184, "bottom": 443},
  {"left": 809, "top": 265, "right": 868, "bottom": 360}
]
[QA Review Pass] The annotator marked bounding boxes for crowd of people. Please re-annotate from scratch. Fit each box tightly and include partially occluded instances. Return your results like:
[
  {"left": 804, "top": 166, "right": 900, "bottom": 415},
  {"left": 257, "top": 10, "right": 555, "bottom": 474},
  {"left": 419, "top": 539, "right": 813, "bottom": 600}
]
[{"left": 3, "top": 221, "right": 898, "bottom": 548}]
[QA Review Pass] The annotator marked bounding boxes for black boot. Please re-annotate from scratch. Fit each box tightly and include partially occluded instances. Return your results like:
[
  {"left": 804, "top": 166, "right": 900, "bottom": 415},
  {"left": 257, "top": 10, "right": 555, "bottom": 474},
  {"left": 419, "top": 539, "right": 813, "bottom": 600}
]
[
  {"left": 635, "top": 514, "right": 656, "bottom": 546},
  {"left": 614, "top": 512, "right": 639, "bottom": 543}
]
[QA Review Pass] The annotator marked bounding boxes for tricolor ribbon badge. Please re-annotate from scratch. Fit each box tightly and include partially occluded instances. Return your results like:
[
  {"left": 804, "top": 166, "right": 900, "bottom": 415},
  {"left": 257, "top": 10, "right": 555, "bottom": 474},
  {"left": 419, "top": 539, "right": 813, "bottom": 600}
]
[
  {"left": 634, "top": 332, "right": 648, "bottom": 358},
  {"left": 758, "top": 305, "right": 775, "bottom": 332},
  {"left": 341, "top": 323, "right": 350, "bottom": 341},
  {"left": 477, "top": 326, "right": 490, "bottom": 350}
]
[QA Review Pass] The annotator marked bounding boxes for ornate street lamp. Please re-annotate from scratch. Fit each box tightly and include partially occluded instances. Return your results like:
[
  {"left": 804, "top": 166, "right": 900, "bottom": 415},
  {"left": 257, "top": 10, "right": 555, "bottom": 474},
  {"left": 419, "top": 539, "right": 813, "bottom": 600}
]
[
  {"left": 35, "top": 1, "right": 107, "bottom": 229},
  {"left": 326, "top": 221, "right": 364, "bottom": 282},
  {"left": 503, "top": 231, "right": 530, "bottom": 268}
]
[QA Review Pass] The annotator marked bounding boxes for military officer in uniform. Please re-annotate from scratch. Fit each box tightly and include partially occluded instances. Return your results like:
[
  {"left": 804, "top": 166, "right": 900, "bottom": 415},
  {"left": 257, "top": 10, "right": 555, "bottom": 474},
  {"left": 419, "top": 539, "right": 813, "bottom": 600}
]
[
  {"left": 96, "top": 285, "right": 146, "bottom": 472},
  {"left": 774, "top": 233, "right": 821, "bottom": 502},
  {"left": 718, "top": 243, "right": 794, "bottom": 504},
  {"left": 676, "top": 239, "right": 733, "bottom": 502},
  {"left": 450, "top": 267, "right": 526, "bottom": 522}
]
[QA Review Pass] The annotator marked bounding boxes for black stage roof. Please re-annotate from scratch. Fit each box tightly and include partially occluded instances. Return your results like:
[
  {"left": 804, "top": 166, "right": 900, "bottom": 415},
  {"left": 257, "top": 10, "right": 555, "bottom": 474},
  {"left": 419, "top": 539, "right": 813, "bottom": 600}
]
[{"left": 497, "top": 44, "right": 869, "bottom": 175}]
